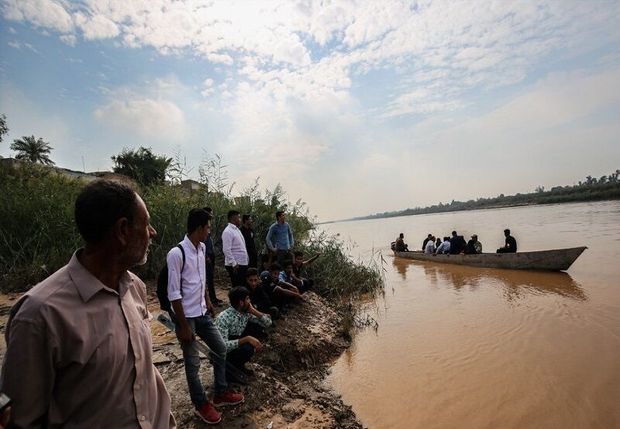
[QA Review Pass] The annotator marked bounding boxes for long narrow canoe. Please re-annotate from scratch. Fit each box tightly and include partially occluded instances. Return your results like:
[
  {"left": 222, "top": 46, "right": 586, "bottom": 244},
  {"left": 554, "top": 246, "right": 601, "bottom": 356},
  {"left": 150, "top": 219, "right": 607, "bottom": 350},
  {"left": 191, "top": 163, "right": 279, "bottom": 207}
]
[{"left": 393, "top": 246, "right": 587, "bottom": 271}]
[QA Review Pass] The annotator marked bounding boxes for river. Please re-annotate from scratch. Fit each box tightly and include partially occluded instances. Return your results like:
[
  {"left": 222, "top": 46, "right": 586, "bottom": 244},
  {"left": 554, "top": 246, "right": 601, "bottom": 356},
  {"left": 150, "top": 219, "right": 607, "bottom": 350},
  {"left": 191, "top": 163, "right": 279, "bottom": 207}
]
[{"left": 323, "top": 201, "right": 620, "bottom": 429}]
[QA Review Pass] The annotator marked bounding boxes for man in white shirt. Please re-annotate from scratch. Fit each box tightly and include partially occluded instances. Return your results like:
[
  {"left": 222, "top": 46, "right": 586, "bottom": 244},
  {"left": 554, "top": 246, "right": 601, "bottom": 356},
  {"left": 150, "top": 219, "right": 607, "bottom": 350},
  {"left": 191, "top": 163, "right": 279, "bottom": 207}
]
[
  {"left": 424, "top": 235, "right": 436, "bottom": 254},
  {"left": 222, "top": 210, "right": 249, "bottom": 287},
  {"left": 167, "top": 208, "right": 244, "bottom": 425},
  {"left": 436, "top": 236, "right": 451, "bottom": 254}
]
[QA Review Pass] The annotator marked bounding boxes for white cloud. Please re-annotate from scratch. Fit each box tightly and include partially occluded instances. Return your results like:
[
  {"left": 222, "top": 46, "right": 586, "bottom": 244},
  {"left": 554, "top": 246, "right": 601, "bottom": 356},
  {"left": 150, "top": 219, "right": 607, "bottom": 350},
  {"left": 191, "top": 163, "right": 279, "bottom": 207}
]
[
  {"left": 75, "top": 12, "right": 119, "bottom": 40},
  {"left": 2, "top": 0, "right": 73, "bottom": 33},
  {"left": 94, "top": 94, "right": 187, "bottom": 141}
]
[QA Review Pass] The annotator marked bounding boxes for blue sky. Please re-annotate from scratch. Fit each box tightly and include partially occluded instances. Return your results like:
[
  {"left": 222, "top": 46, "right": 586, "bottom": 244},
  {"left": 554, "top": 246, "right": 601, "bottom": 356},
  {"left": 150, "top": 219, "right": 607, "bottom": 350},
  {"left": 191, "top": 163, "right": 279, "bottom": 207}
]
[{"left": 1, "top": 0, "right": 619, "bottom": 220}]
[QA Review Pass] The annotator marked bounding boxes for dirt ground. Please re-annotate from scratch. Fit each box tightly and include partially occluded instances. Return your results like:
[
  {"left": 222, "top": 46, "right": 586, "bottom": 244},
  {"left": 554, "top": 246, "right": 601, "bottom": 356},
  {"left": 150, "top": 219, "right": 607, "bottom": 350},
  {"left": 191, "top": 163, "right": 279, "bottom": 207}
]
[{"left": 0, "top": 281, "right": 364, "bottom": 429}]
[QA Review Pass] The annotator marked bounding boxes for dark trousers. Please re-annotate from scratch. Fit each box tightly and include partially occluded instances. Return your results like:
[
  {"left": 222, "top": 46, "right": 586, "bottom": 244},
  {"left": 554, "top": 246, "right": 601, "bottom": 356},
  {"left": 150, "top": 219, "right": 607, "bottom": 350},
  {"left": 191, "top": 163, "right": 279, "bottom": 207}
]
[
  {"left": 205, "top": 258, "right": 216, "bottom": 301},
  {"left": 225, "top": 265, "right": 248, "bottom": 287}
]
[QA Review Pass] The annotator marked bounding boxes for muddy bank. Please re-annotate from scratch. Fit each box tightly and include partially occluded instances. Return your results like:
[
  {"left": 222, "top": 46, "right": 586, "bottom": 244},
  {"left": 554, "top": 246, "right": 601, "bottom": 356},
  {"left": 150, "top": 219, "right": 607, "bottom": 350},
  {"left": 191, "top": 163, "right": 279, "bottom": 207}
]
[{"left": 0, "top": 285, "right": 364, "bottom": 429}]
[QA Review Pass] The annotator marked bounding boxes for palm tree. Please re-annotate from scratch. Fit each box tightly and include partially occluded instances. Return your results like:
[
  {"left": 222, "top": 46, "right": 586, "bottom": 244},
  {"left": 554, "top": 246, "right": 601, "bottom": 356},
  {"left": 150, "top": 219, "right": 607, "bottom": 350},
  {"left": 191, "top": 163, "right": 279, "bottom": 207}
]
[{"left": 10, "top": 135, "right": 55, "bottom": 165}]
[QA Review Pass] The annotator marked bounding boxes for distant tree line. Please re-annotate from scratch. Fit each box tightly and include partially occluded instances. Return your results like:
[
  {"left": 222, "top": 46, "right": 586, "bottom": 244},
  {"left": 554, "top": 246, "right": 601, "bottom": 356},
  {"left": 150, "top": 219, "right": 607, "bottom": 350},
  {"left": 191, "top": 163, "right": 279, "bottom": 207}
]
[{"left": 353, "top": 170, "right": 620, "bottom": 221}]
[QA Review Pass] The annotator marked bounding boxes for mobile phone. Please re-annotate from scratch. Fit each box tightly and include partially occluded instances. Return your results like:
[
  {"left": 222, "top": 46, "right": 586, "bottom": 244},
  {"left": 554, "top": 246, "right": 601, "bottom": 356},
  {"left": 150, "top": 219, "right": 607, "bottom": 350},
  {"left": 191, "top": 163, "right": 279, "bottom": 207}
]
[{"left": 0, "top": 392, "right": 11, "bottom": 414}]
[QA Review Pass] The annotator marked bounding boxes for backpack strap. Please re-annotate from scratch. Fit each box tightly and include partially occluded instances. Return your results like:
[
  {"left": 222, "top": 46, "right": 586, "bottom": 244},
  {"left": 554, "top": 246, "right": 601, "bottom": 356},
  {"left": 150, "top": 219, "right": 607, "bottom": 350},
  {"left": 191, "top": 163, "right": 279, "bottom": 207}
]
[{"left": 177, "top": 244, "right": 185, "bottom": 296}]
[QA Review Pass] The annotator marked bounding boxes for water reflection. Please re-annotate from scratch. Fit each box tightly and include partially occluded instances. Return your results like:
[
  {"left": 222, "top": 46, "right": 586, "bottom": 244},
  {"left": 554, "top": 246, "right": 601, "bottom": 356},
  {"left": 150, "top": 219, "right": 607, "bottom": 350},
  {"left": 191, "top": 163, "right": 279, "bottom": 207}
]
[{"left": 392, "top": 257, "right": 587, "bottom": 301}]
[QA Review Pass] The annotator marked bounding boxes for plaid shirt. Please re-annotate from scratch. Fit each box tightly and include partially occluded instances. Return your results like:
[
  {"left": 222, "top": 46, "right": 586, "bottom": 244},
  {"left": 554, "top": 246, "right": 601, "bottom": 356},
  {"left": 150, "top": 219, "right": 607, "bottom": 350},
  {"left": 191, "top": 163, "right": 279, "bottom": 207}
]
[{"left": 215, "top": 307, "right": 272, "bottom": 352}]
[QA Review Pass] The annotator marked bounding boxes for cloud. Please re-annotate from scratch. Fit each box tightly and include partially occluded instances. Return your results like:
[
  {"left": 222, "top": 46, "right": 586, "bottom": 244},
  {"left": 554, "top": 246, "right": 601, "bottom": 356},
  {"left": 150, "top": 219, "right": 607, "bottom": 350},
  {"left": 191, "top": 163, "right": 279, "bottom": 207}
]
[
  {"left": 5, "top": 0, "right": 619, "bottom": 120},
  {"left": 94, "top": 93, "right": 187, "bottom": 141}
]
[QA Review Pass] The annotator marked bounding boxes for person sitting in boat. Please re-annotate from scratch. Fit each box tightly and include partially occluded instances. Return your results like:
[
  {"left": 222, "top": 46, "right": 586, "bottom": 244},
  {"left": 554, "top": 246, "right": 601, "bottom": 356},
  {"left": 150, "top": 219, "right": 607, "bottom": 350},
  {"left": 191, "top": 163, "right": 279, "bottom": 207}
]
[
  {"left": 424, "top": 235, "right": 436, "bottom": 254},
  {"left": 395, "top": 233, "right": 409, "bottom": 251},
  {"left": 449, "top": 231, "right": 467, "bottom": 254},
  {"left": 435, "top": 237, "right": 442, "bottom": 249},
  {"left": 436, "top": 237, "right": 451, "bottom": 254},
  {"left": 465, "top": 234, "right": 482, "bottom": 254},
  {"left": 496, "top": 229, "right": 517, "bottom": 253},
  {"left": 422, "top": 233, "right": 433, "bottom": 251}
]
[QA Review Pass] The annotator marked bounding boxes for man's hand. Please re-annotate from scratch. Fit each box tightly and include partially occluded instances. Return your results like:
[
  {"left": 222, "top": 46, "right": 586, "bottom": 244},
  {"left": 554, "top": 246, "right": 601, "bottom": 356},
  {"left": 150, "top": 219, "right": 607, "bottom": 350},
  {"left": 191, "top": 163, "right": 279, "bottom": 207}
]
[
  {"left": 233, "top": 265, "right": 239, "bottom": 272},
  {"left": 177, "top": 323, "right": 195, "bottom": 344},
  {"left": 207, "top": 299, "right": 215, "bottom": 317},
  {"left": 244, "top": 336, "right": 263, "bottom": 352}
]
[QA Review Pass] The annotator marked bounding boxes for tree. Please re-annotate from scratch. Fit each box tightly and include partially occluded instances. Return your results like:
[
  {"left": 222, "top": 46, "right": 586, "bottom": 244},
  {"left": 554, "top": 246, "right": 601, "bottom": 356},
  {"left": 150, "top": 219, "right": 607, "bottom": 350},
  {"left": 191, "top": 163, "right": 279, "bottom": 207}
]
[
  {"left": 0, "top": 114, "right": 8, "bottom": 144},
  {"left": 111, "top": 147, "right": 172, "bottom": 187},
  {"left": 10, "top": 135, "right": 55, "bottom": 165}
]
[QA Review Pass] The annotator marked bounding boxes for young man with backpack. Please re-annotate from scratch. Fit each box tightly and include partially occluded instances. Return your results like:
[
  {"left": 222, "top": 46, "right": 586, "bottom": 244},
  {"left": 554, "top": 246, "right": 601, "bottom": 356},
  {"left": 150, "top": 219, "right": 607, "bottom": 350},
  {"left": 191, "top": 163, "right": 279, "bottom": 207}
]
[{"left": 166, "top": 208, "right": 243, "bottom": 425}]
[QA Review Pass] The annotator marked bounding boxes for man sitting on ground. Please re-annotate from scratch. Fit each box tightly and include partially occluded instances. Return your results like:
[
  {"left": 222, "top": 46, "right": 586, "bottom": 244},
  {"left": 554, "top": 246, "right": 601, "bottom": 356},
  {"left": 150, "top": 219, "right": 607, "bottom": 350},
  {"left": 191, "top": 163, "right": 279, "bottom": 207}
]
[
  {"left": 215, "top": 287, "right": 272, "bottom": 385},
  {"left": 293, "top": 250, "right": 319, "bottom": 290},
  {"left": 436, "top": 236, "right": 451, "bottom": 254},
  {"left": 245, "top": 268, "right": 279, "bottom": 320},
  {"left": 280, "top": 261, "right": 312, "bottom": 293},
  {"left": 262, "top": 263, "right": 303, "bottom": 309}
]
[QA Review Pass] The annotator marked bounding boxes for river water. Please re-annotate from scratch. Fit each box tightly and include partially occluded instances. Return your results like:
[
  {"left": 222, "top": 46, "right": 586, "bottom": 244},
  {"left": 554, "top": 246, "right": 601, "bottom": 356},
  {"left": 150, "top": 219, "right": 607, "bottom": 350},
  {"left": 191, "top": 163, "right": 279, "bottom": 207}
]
[{"left": 323, "top": 201, "right": 620, "bottom": 429}]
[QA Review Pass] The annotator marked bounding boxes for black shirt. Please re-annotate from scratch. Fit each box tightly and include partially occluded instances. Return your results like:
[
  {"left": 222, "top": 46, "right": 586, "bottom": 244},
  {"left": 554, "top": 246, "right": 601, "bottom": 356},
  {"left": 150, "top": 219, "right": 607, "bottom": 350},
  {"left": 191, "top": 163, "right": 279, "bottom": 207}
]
[
  {"left": 240, "top": 225, "right": 257, "bottom": 267},
  {"left": 505, "top": 235, "right": 517, "bottom": 253}
]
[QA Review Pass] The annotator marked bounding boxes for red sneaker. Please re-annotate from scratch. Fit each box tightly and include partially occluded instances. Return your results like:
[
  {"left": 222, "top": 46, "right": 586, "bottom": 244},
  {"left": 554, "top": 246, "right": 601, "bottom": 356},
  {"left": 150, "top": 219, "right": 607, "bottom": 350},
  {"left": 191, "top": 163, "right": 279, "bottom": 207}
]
[
  {"left": 213, "top": 390, "right": 244, "bottom": 407},
  {"left": 194, "top": 402, "right": 222, "bottom": 425}
]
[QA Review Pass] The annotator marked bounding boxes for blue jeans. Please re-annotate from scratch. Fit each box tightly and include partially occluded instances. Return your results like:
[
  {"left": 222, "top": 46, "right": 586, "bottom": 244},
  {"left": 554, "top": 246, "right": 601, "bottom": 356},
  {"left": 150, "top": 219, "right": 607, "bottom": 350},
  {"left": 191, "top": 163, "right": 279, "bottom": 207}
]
[{"left": 177, "top": 314, "right": 228, "bottom": 407}]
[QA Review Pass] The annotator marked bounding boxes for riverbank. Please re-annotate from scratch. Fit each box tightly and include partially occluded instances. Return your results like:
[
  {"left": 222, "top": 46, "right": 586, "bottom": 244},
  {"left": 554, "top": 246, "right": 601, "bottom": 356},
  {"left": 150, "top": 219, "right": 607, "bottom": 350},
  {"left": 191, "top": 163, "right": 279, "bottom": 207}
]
[{"left": 0, "top": 281, "right": 365, "bottom": 429}]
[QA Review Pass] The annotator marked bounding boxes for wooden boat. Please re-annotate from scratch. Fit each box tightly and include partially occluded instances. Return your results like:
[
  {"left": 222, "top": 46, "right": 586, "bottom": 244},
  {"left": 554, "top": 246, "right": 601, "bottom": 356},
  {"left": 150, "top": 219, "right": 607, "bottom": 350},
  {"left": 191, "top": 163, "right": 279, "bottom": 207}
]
[{"left": 392, "top": 246, "right": 587, "bottom": 271}]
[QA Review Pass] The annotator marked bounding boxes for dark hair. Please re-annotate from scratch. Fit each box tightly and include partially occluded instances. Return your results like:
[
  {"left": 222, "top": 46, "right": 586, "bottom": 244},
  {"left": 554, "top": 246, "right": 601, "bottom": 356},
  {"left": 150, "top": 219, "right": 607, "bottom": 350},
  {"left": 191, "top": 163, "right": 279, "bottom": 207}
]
[
  {"left": 203, "top": 207, "right": 213, "bottom": 214},
  {"left": 504, "top": 228, "right": 511, "bottom": 234},
  {"left": 242, "top": 214, "right": 251, "bottom": 223},
  {"left": 444, "top": 236, "right": 450, "bottom": 241},
  {"left": 294, "top": 250, "right": 304, "bottom": 257},
  {"left": 284, "top": 260, "right": 293, "bottom": 268},
  {"left": 187, "top": 208, "right": 211, "bottom": 234},
  {"left": 269, "top": 263, "right": 282, "bottom": 271},
  {"left": 452, "top": 230, "right": 457, "bottom": 236},
  {"left": 227, "top": 210, "right": 240, "bottom": 221},
  {"left": 228, "top": 286, "right": 250, "bottom": 308},
  {"left": 246, "top": 267, "right": 259, "bottom": 278},
  {"left": 75, "top": 179, "right": 138, "bottom": 244},
  {"left": 275, "top": 210, "right": 284, "bottom": 219}
]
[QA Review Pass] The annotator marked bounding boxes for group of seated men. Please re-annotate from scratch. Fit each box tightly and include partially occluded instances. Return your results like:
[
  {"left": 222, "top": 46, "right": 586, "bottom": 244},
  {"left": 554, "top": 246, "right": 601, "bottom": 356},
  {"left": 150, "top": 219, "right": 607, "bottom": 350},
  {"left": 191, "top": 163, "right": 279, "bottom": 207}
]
[{"left": 421, "top": 231, "right": 482, "bottom": 255}]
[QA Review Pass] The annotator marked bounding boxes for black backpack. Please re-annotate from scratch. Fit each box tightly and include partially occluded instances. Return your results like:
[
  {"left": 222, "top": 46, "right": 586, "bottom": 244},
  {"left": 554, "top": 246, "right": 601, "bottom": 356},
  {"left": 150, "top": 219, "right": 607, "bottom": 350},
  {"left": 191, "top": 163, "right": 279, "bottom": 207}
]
[{"left": 156, "top": 244, "right": 185, "bottom": 313}]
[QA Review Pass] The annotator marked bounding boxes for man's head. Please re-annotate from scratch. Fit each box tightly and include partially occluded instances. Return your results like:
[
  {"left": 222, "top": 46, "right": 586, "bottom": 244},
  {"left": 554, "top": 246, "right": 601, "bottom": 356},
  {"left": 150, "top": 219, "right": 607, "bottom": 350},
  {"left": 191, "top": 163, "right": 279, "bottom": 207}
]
[
  {"left": 444, "top": 236, "right": 450, "bottom": 242},
  {"left": 242, "top": 214, "right": 252, "bottom": 228},
  {"left": 284, "top": 261, "right": 294, "bottom": 276},
  {"left": 187, "top": 208, "right": 211, "bottom": 241},
  {"left": 294, "top": 250, "right": 304, "bottom": 266},
  {"left": 452, "top": 230, "right": 457, "bottom": 237},
  {"left": 504, "top": 229, "right": 511, "bottom": 237},
  {"left": 203, "top": 207, "right": 213, "bottom": 215},
  {"left": 276, "top": 210, "right": 285, "bottom": 224},
  {"left": 269, "top": 263, "right": 282, "bottom": 282},
  {"left": 472, "top": 234, "right": 478, "bottom": 241},
  {"left": 228, "top": 286, "right": 251, "bottom": 312},
  {"left": 228, "top": 210, "right": 241, "bottom": 227},
  {"left": 75, "top": 179, "right": 156, "bottom": 267},
  {"left": 399, "top": 233, "right": 404, "bottom": 239},
  {"left": 427, "top": 233, "right": 432, "bottom": 238},
  {"left": 246, "top": 267, "right": 259, "bottom": 290}
]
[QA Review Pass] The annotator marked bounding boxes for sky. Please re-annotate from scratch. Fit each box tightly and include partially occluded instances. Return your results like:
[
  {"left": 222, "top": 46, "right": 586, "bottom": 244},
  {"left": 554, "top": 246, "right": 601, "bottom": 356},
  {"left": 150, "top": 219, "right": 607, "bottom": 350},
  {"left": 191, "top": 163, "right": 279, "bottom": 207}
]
[{"left": 1, "top": 0, "right": 619, "bottom": 221}]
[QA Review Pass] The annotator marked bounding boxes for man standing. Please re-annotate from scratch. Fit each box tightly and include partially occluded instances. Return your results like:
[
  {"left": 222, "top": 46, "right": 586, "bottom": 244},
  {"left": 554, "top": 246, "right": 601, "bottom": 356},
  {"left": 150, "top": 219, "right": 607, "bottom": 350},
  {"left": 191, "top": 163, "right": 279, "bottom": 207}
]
[
  {"left": 240, "top": 214, "right": 257, "bottom": 268},
  {"left": 497, "top": 229, "right": 518, "bottom": 253},
  {"left": 202, "top": 207, "right": 223, "bottom": 306},
  {"left": 266, "top": 210, "right": 294, "bottom": 266},
  {"left": 0, "top": 179, "right": 175, "bottom": 428},
  {"left": 215, "top": 286, "right": 272, "bottom": 384},
  {"left": 222, "top": 210, "right": 249, "bottom": 287},
  {"left": 168, "top": 208, "right": 244, "bottom": 425}
]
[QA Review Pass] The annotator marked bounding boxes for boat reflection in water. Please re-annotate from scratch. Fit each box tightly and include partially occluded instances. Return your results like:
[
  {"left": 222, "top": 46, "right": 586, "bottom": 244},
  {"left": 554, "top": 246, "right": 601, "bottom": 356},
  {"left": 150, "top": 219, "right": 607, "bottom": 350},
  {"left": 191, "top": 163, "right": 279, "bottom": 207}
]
[{"left": 392, "top": 257, "right": 587, "bottom": 301}]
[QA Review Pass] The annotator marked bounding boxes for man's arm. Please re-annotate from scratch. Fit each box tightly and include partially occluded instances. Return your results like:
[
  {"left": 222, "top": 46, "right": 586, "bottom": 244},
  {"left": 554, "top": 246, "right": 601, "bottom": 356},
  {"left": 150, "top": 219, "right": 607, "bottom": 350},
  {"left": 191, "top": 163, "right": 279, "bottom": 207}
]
[
  {"left": 1, "top": 317, "right": 54, "bottom": 428},
  {"left": 222, "top": 228, "right": 237, "bottom": 267},
  {"left": 167, "top": 249, "right": 194, "bottom": 343},
  {"left": 214, "top": 315, "right": 239, "bottom": 352},
  {"left": 274, "top": 285, "right": 302, "bottom": 299},
  {"left": 288, "top": 224, "right": 294, "bottom": 248},
  {"left": 248, "top": 303, "right": 272, "bottom": 328},
  {"left": 303, "top": 253, "right": 321, "bottom": 265},
  {"left": 265, "top": 224, "right": 276, "bottom": 251}
]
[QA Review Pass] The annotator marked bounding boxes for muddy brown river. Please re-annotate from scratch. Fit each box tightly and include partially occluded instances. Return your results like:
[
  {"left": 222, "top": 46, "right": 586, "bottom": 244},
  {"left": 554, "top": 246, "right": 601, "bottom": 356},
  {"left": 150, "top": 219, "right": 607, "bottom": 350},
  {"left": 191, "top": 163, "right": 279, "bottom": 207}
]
[{"left": 324, "top": 201, "right": 620, "bottom": 429}]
